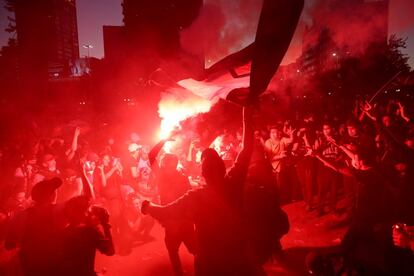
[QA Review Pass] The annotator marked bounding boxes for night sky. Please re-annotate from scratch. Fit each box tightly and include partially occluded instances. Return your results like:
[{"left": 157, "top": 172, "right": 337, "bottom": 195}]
[{"left": 0, "top": 0, "right": 413, "bottom": 68}]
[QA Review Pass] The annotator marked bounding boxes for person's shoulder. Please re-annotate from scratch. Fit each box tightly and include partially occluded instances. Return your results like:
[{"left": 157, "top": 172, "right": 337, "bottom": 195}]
[
  {"left": 66, "top": 224, "right": 98, "bottom": 237},
  {"left": 11, "top": 207, "right": 32, "bottom": 221}
]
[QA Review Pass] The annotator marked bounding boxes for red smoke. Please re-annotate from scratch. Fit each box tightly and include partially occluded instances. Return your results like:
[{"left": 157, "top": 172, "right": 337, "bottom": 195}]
[
  {"left": 180, "top": 0, "right": 263, "bottom": 66},
  {"left": 389, "top": 0, "right": 414, "bottom": 32},
  {"left": 305, "top": 0, "right": 389, "bottom": 55}
]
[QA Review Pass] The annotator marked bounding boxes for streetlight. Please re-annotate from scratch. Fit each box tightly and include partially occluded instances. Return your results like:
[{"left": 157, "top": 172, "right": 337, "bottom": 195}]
[
  {"left": 82, "top": 44, "right": 93, "bottom": 73},
  {"left": 83, "top": 44, "right": 93, "bottom": 59},
  {"left": 332, "top": 52, "right": 339, "bottom": 69}
]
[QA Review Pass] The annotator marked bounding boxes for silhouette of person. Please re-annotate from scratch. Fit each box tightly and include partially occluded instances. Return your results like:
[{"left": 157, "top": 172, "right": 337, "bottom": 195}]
[
  {"left": 148, "top": 139, "right": 197, "bottom": 276},
  {"left": 59, "top": 196, "right": 115, "bottom": 276},
  {"left": 5, "top": 177, "right": 65, "bottom": 276},
  {"left": 142, "top": 107, "right": 255, "bottom": 276}
]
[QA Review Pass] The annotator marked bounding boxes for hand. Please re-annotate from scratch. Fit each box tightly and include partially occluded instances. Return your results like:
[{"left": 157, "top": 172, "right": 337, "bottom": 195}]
[
  {"left": 303, "top": 132, "right": 308, "bottom": 140},
  {"left": 393, "top": 224, "right": 410, "bottom": 248},
  {"left": 74, "top": 127, "right": 81, "bottom": 137},
  {"left": 287, "top": 126, "right": 296, "bottom": 136},
  {"left": 361, "top": 101, "right": 372, "bottom": 112},
  {"left": 326, "top": 136, "right": 338, "bottom": 145},
  {"left": 397, "top": 101, "right": 405, "bottom": 113},
  {"left": 141, "top": 200, "right": 150, "bottom": 215},
  {"left": 190, "top": 139, "right": 200, "bottom": 148}
]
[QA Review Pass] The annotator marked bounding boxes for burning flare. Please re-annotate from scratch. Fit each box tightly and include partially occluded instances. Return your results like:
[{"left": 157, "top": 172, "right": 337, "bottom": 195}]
[{"left": 158, "top": 88, "right": 212, "bottom": 140}]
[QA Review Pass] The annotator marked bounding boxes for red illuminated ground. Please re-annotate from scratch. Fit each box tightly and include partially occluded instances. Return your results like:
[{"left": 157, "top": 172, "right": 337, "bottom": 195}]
[
  {"left": 0, "top": 201, "right": 348, "bottom": 275},
  {"left": 94, "top": 201, "right": 348, "bottom": 276}
]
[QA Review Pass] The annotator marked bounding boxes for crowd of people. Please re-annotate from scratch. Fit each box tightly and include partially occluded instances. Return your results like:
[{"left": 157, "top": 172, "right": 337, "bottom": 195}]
[{"left": 0, "top": 95, "right": 413, "bottom": 275}]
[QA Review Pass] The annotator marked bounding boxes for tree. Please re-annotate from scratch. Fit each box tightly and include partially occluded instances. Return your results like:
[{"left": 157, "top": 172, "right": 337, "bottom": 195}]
[{"left": 385, "top": 35, "right": 411, "bottom": 73}]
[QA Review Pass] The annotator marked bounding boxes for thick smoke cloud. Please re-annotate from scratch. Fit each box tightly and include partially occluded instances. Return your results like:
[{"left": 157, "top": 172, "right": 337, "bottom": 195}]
[
  {"left": 180, "top": 0, "right": 263, "bottom": 66},
  {"left": 305, "top": 0, "right": 389, "bottom": 55}
]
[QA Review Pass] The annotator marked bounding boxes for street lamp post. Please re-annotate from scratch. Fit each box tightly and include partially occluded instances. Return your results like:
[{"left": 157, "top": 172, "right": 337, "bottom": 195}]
[
  {"left": 83, "top": 44, "right": 93, "bottom": 58},
  {"left": 332, "top": 52, "right": 339, "bottom": 69},
  {"left": 82, "top": 44, "right": 93, "bottom": 73}
]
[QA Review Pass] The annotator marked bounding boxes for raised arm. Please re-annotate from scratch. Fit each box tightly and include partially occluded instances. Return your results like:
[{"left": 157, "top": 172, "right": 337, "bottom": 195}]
[
  {"left": 398, "top": 102, "right": 410, "bottom": 123},
  {"left": 141, "top": 190, "right": 195, "bottom": 222},
  {"left": 80, "top": 163, "right": 96, "bottom": 200},
  {"left": 232, "top": 106, "right": 254, "bottom": 171},
  {"left": 65, "top": 127, "right": 81, "bottom": 161}
]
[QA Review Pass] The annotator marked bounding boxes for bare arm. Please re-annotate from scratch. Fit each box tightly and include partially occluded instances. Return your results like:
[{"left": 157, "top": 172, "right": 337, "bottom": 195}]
[
  {"left": 314, "top": 154, "right": 353, "bottom": 177},
  {"left": 142, "top": 188, "right": 196, "bottom": 222},
  {"left": 65, "top": 127, "right": 81, "bottom": 161},
  {"left": 81, "top": 164, "right": 95, "bottom": 200},
  {"left": 325, "top": 136, "right": 356, "bottom": 160},
  {"left": 231, "top": 107, "right": 254, "bottom": 173},
  {"left": 398, "top": 102, "right": 410, "bottom": 122}
]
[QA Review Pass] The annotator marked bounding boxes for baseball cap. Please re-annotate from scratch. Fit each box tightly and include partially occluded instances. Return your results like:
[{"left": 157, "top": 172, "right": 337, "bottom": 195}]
[
  {"left": 31, "top": 177, "right": 63, "bottom": 203},
  {"left": 128, "top": 143, "right": 142, "bottom": 153}
]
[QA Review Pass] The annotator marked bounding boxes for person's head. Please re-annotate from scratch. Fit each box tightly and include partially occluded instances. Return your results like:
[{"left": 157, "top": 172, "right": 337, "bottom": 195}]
[
  {"left": 102, "top": 154, "right": 111, "bottom": 167},
  {"left": 304, "top": 113, "right": 314, "bottom": 123},
  {"left": 346, "top": 119, "right": 359, "bottom": 138},
  {"left": 31, "top": 177, "right": 62, "bottom": 205},
  {"left": 64, "top": 196, "right": 90, "bottom": 225},
  {"left": 405, "top": 136, "right": 414, "bottom": 149},
  {"left": 85, "top": 152, "right": 98, "bottom": 172},
  {"left": 130, "top": 132, "right": 140, "bottom": 143},
  {"left": 42, "top": 154, "right": 56, "bottom": 171},
  {"left": 390, "top": 151, "right": 409, "bottom": 177},
  {"left": 108, "top": 138, "right": 115, "bottom": 145},
  {"left": 254, "top": 130, "right": 262, "bottom": 140},
  {"left": 140, "top": 148, "right": 149, "bottom": 161},
  {"left": 269, "top": 126, "right": 282, "bottom": 141},
  {"left": 322, "top": 123, "right": 333, "bottom": 137},
  {"left": 382, "top": 115, "right": 392, "bottom": 128},
  {"left": 160, "top": 153, "right": 178, "bottom": 172},
  {"left": 352, "top": 149, "right": 375, "bottom": 169},
  {"left": 375, "top": 134, "right": 384, "bottom": 149},
  {"left": 128, "top": 143, "right": 142, "bottom": 159},
  {"left": 201, "top": 148, "right": 226, "bottom": 185},
  {"left": 395, "top": 162, "right": 407, "bottom": 177},
  {"left": 236, "top": 129, "right": 243, "bottom": 142}
]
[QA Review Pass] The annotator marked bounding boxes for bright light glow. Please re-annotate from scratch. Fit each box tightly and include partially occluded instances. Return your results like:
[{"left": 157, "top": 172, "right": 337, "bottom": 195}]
[
  {"left": 158, "top": 89, "right": 212, "bottom": 140},
  {"left": 332, "top": 53, "right": 337, "bottom": 57}
]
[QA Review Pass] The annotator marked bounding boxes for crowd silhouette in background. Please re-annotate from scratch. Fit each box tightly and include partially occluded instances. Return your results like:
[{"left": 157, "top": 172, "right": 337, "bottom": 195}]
[{"left": 0, "top": 95, "right": 413, "bottom": 275}]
